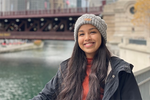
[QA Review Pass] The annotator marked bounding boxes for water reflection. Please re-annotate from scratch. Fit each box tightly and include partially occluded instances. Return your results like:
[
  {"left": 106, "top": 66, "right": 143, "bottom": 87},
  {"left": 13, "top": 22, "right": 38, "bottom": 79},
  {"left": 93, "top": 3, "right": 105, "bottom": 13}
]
[{"left": 0, "top": 40, "right": 74, "bottom": 100}]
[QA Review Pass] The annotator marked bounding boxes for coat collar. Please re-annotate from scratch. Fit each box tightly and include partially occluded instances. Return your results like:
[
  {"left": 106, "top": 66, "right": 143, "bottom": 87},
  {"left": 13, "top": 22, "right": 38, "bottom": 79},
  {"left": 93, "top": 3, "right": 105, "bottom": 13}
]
[
  {"left": 110, "top": 56, "right": 133, "bottom": 74},
  {"left": 107, "top": 52, "right": 133, "bottom": 78}
]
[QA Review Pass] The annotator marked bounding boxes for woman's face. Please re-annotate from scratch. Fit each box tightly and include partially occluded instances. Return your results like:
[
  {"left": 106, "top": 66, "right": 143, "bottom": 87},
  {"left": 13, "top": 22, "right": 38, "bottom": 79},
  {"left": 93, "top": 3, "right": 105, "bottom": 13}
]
[{"left": 78, "top": 24, "right": 102, "bottom": 58}]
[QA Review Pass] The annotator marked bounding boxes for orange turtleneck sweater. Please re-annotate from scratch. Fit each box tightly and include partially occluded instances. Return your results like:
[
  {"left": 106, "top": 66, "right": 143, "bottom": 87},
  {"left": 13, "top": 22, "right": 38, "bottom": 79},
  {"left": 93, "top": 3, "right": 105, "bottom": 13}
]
[{"left": 82, "top": 58, "right": 104, "bottom": 100}]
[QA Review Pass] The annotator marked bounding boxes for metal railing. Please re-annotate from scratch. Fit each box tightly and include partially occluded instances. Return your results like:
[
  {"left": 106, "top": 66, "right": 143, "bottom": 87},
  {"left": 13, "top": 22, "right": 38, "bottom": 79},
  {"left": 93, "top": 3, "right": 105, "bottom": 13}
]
[
  {"left": 134, "top": 66, "right": 150, "bottom": 100},
  {"left": 0, "top": 6, "right": 103, "bottom": 17}
]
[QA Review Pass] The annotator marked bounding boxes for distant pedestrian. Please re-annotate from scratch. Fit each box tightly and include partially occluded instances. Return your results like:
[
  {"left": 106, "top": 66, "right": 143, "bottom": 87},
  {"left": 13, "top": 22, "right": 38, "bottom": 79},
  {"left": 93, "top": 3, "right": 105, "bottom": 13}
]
[{"left": 31, "top": 14, "right": 142, "bottom": 100}]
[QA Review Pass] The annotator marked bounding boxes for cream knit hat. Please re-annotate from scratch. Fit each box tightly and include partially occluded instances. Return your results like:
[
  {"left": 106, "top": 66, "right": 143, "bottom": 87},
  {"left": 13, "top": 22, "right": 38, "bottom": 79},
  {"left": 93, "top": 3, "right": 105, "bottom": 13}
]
[{"left": 74, "top": 14, "right": 107, "bottom": 43}]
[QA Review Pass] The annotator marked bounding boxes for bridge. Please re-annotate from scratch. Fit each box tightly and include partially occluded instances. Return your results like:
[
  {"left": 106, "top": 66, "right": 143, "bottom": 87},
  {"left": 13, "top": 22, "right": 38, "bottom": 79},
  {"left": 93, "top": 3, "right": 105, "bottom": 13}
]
[{"left": 0, "top": 1, "right": 106, "bottom": 40}]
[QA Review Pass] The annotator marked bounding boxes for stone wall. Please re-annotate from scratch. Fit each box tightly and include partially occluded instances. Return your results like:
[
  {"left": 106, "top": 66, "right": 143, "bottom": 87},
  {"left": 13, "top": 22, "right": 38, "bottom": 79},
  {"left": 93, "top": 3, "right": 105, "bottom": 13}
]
[
  {"left": 119, "top": 37, "right": 150, "bottom": 72},
  {"left": 103, "top": 0, "right": 148, "bottom": 44},
  {"left": 102, "top": 3, "right": 116, "bottom": 43},
  {"left": 103, "top": 0, "right": 150, "bottom": 72}
]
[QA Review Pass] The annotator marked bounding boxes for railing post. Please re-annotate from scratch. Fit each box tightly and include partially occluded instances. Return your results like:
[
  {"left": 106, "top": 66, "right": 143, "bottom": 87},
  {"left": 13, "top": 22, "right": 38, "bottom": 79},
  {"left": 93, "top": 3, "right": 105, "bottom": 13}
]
[
  {"left": 100, "top": 6, "right": 102, "bottom": 12},
  {"left": 102, "top": 0, "right": 106, "bottom": 5},
  {"left": 13, "top": 11, "right": 15, "bottom": 16},
  {"left": 25, "top": 10, "right": 27, "bottom": 15},
  {"left": 58, "top": 8, "right": 60, "bottom": 13},
  {"left": 0, "top": 12, "right": 1, "bottom": 16},
  {"left": 86, "top": 7, "right": 87, "bottom": 13}
]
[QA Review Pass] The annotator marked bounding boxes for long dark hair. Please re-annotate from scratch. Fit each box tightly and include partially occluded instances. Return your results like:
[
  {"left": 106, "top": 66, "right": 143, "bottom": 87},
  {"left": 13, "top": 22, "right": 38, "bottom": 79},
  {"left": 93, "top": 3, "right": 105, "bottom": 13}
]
[{"left": 57, "top": 37, "right": 111, "bottom": 100}]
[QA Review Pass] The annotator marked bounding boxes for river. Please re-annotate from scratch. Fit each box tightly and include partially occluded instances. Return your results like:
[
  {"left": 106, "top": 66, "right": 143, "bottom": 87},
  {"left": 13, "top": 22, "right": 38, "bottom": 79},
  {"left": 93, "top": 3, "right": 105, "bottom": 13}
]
[{"left": 0, "top": 40, "right": 74, "bottom": 100}]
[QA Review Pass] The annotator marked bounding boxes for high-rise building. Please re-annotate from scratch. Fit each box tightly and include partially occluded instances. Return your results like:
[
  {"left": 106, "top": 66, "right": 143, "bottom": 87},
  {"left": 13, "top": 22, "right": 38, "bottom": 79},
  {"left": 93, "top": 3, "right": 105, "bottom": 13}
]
[
  {"left": 49, "top": 0, "right": 76, "bottom": 9},
  {"left": 67, "top": 0, "right": 76, "bottom": 8},
  {"left": 2, "top": 0, "right": 18, "bottom": 11},
  {"left": 17, "top": 0, "right": 25, "bottom": 11},
  {"left": 1, "top": 0, "right": 51, "bottom": 12},
  {"left": 49, "top": 0, "right": 64, "bottom": 9},
  {"left": 2, "top": 0, "right": 26, "bottom": 11},
  {"left": 30, "top": 0, "right": 50, "bottom": 10},
  {"left": 77, "top": 0, "right": 102, "bottom": 8},
  {"left": 0, "top": 0, "right": 3, "bottom": 12},
  {"left": 77, "top": 0, "right": 81, "bottom": 8},
  {"left": 89, "top": 0, "right": 102, "bottom": 7}
]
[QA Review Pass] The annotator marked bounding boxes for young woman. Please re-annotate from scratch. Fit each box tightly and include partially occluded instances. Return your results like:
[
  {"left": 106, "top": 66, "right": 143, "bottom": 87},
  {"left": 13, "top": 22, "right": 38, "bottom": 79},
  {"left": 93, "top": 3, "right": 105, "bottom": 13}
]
[{"left": 31, "top": 14, "right": 142, "bottom": 100}]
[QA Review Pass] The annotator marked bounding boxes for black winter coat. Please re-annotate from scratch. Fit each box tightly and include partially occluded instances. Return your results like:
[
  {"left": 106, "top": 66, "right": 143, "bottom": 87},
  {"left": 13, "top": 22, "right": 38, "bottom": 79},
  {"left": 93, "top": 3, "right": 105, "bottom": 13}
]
[{"left": 31, "top": 56, "right": 142, "bottom": 100}]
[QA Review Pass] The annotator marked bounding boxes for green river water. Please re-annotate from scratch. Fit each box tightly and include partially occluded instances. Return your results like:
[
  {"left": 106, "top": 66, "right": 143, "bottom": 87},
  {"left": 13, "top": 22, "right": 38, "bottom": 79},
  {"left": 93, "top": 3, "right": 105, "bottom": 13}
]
[{"left": 0, "top": 40, "right": 74, "bottom": 100}]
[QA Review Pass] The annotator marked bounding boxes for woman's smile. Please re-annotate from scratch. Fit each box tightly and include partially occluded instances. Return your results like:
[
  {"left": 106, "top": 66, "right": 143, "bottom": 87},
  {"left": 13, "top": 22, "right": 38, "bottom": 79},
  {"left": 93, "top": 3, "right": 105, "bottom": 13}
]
[{"left": 84, "top": 42, "right": 95, "bottom": 48}]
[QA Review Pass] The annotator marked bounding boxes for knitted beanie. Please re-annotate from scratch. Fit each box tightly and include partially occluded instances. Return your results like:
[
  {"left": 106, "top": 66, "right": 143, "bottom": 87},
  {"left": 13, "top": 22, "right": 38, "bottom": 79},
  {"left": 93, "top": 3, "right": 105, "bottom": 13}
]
[{"left": 74, "top": 14, "right": 107, "bottom": 42}]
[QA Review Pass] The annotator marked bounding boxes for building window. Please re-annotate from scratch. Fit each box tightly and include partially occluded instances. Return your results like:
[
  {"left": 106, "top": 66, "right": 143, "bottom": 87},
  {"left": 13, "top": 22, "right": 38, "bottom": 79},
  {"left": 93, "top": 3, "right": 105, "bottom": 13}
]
[{"left": 130, "top": 6, "right": 135, "bottom": 14}]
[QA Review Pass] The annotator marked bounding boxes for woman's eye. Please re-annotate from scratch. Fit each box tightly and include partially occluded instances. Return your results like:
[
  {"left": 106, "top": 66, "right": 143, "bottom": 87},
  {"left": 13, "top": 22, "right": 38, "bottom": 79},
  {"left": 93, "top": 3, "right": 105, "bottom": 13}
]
[
  {"left": 79, "top": 33, "right": 84, "bottom": 36},
  {"left": 90, "top": 31, "right": 96, "bottom": 34}
]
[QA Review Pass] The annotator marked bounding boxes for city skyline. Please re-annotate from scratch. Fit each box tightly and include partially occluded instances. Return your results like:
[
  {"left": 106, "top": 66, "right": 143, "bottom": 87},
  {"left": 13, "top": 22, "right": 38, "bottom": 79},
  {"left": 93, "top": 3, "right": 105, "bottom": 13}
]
[{"left": 0, "top": 0, "right": 105, "bottom": 12}]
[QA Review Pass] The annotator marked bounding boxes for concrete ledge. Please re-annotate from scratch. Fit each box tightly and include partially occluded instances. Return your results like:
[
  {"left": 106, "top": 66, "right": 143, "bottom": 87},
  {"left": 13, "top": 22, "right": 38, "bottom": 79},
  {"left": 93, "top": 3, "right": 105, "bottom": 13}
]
[
  {"left": 134, "top": 66, "right": 150, "bottom": 76},
  {"left": 0, "top": 42, "right": 44, "bottom": 53},
  {"left": 119, "top": 38, "right": 150, "bottom": 72},
  {"left": 119, "top": 43, "right": 150, "bottom": 54}
]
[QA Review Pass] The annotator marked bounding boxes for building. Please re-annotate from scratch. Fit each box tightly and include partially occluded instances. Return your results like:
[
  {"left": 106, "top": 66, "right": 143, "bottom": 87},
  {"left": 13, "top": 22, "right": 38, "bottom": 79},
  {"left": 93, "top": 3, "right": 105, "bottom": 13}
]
[
  {"left": 1, "top": 0, "right": 50, "bottom": 11},
  {"left": 0, "top": 0, "right": 3, "bottom": 12},
  {"left": 49, "top": 0, "right": 64, "bottom": 9},
  {"left": 1, "top": 0, "right": 24, "bottom": 11},
  {"left": 76, "top": 0, "right": 103, "bottom": 8},
  {"left": 1, "top": 0, "right": 18, "bottom": 11},
  {"left": 29, "top": 0, "right": 50, "bottom": 10},
  {"left": 67, "top": 0, "right": 76, "bottom": 8},
  {"left": 106, "top": 0, "right": 118, "bottom": 4},
  {"left": 103, "top": 0, "right": 150, "bottom": 72},
  {"left": 103, "top": 0, "right": 147, "bottom": 43},
  {"left": 77, "top": 0, "right": 81, "bottom": 8},
  {"left": 88, "top": 0, "right": 102, "bottom": 7},
  {"left": 17, "top": 0, "right": 26, "bottom": 11}
]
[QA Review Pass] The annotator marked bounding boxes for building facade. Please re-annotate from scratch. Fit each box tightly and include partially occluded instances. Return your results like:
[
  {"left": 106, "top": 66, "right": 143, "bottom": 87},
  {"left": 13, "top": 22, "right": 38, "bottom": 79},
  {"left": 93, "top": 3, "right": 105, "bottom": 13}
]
[
  {"left": 49, "top": 0, "right": 64, "bottom": 9},
  {"left": 103, "top": 0, "right": 147, "bottom": 43},
  {"left": 0, "top": 0, "right": 106, "bottom": 11},
  {"left": 1, "top": 0, "right": 18, "bottom": 11},
  {"left": 67, "top": 0, "right": 76, "bottom": 8},
  {"left": 88, "top": 0, "right": 102, "bottom": 7},
  {"left": 30, "top": 0, "right": 50, "bottom": 10},
  {"left": 1, "top": 0, "right": 51, "bottom": 11},
  {"left": 106, "top": 0, "right": 118, "bottom": 4},
  {"left": 26, "top": 0, "right": 50, "bottom": 10},
  {"left": 77, "top": 0, "right": 81, "bottom": 8},
  {"left": 103, "top": 0, "right": 150, "bottom": 72}
]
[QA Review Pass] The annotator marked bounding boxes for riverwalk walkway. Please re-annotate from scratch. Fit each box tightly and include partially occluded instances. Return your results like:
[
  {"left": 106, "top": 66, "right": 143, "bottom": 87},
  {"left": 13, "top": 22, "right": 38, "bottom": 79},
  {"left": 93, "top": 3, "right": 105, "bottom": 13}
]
[{"left": 0, "top": 42, "right": 43, "bottom": 53}]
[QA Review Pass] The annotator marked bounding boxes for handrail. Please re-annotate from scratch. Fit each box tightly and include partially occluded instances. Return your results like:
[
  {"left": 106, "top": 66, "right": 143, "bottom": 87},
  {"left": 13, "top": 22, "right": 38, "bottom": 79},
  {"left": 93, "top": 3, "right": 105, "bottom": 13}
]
[
  {"left": 134, "top": 66, "right": 150, "bottom": 77},
  {"left": 134, "top": 66, "right": 150, "bottom": 86},
  {"left": 138, "top": 77, "right": 150, "bottom": 86},
  {"left": 0, "top": 6, "right": 103, "bottom": 17}
]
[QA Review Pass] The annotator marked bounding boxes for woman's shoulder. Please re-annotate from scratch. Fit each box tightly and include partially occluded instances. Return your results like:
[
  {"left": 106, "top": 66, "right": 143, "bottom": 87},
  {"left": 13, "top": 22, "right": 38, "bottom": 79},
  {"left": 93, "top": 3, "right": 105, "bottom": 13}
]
[
  {"left": 110, "top": 56, "right": 133, "bottom": 73},
  {"left": 60, "top": 58, "right": 70, "bottom": 66},
  {"left": 59, "top": 58, "right": 70, "bottom": 72}
]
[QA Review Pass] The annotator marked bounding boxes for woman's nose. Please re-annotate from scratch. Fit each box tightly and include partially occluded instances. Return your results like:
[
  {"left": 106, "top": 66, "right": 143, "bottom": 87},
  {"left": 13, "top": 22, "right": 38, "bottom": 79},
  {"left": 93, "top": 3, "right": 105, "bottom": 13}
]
[{"left": 85, "top": 34, "right": 91, "bottom": 40}]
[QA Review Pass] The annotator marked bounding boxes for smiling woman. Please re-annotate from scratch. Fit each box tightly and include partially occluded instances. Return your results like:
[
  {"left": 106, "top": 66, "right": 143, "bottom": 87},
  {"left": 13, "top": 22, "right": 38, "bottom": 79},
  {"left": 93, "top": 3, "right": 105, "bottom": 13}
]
[
  {"left": 31, "top": 14, "right": 142, "bottom": 100},
  {"left": 78, "top": 24, "right": 102, "bottom": 58}
]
